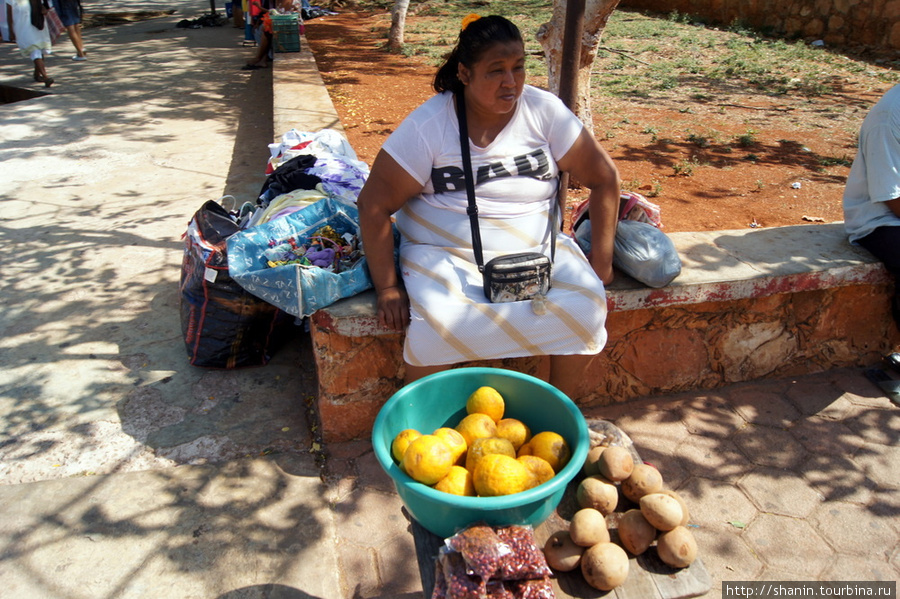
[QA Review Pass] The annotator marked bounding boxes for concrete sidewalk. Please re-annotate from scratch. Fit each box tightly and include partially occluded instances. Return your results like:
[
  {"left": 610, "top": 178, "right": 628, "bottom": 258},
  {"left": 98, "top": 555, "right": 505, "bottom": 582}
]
[{"left": 0, "top": 2, "right": 897, "bottom": 598}]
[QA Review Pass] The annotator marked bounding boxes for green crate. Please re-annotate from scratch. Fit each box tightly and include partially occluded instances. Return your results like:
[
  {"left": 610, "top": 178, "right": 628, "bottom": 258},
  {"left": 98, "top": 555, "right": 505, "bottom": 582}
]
[{"left": 272, "top": 13, "right": 300, "bottom": 53}]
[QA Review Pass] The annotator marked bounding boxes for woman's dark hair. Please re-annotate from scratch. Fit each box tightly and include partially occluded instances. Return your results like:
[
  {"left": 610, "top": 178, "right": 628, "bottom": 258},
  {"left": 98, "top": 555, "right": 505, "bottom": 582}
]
[{"left": 433, "top": 15, "right": 524, "bottom": 94}]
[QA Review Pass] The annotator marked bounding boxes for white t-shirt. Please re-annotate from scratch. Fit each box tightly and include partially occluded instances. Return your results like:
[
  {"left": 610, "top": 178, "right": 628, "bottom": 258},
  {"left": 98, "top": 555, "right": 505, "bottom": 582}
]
[
  {"left": 843, "top": 84, "right": 900, "bottom": 243},
  {"left": 382, "top": 85, "right": 584, "bottom": 219}
]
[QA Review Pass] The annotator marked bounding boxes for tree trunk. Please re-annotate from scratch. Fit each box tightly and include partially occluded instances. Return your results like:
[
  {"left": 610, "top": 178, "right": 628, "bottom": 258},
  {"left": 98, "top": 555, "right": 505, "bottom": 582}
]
[
  {"left": 388, "top": 0, "right": 411, "bottom": 52},
  {"left": 537, "top": 0, "right": 621, "bottom": 133}
]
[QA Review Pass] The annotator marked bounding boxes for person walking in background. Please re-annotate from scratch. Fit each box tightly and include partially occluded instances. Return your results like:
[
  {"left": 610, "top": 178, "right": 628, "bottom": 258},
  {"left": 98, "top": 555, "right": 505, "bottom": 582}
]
[
  {"left": 5, "top": 0, "right": 54, "bottom": 86},
  {"left": 843, "top": 84, "right": 900, "bottom": 327},
  {"left": 50, "top": 0, "right": 85, "bottom": 60}
]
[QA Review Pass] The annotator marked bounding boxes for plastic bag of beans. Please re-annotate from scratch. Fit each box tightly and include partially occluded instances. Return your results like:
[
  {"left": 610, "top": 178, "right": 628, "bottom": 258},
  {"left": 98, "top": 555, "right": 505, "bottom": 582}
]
[
  {"left": 446, "top": 524, "right": 511, "bottom": 582},
  {"left": 494, "top": 526, "right": 552, "bottom": 581},
  {"left": 438, "top": 548, "right": 514, "bottom": 599}
]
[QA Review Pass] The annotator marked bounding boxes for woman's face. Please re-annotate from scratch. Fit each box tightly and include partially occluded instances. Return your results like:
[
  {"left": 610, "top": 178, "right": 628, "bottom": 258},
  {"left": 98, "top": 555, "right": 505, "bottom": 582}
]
[{"left": 459, "top": 40, "right": 526, "bottom": 116}]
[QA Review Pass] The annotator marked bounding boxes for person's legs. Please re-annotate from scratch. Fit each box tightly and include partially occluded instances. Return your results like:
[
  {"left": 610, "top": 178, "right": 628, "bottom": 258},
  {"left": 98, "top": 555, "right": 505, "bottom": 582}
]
[
  {"left": 404, "top": 363, "right": 449, "bottom": 385},
  {"left": 32, "top": 53, "right": 52, "bottom": 86},
  {"left": 857, "top": 225, "right": 900, "bottom": 326},
  {"left": 67, "top": 23, "right": 86, "bottom": 57},
  {"left": 549, "top": 354, "right": 595, "bottom": 399},
  {"left": 245, "top": 25, "right": 271, "bottom": 67}
]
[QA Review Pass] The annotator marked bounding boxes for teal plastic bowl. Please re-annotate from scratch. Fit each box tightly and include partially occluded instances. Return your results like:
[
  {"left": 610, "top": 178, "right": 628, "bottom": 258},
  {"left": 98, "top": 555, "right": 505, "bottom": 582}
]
[{"left": 372, "top": 367, "right": 589, "bottom": 539}]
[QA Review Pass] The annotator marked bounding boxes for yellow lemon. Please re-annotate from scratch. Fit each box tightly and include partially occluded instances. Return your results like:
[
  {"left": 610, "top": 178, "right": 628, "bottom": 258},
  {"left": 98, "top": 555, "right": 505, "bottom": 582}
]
[
  {"left": 529, "top": 431, "right": 571, "bottom": 473},
  {"left": 465, "top": 386, "right": 505, "bottom": 423},
  {"left": 465, "top": 436, "right": 516, "bottom": 474},
  {"left": 473, "top": 453, "right": 531, "bottom": 497},
  {"left": 496, "top": 418, "right": 532, "bottom": 451},
  {"left": 433, "top": 427, "right": 467, "bottom": 465},
  {"left": 434, "top": 465, "right": 476, "bottom": 496},
  {"left": 518, "top": 455, "right": 556, "bottom": 489},
  {"left": 455, "top": 413, "right": 498, "bottom": 447},
  {"left": 400, "top": 434, "right": 454, "bottom": 485},
  {"left": 391, "top": 428, "right": 422, "bottom": 463},
  {"left": 517, "top": 441, "right": 533, "bottom": 457}
]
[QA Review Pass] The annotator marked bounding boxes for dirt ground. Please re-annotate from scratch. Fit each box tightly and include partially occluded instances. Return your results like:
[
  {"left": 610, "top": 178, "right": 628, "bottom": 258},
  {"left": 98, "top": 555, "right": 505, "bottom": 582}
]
[{"left": 304, "top": 9, "right": 897, "bottom": 233}]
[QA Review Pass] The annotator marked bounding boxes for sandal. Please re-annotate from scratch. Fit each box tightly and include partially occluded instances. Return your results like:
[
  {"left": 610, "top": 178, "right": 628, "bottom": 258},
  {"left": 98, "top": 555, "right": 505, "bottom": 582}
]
[{"left": 44, "top": 77, "right": 54, "bottom": 88}]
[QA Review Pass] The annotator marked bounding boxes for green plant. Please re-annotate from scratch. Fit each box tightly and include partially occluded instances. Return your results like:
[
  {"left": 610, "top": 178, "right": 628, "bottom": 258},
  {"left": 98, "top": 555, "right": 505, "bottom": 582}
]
[
  {"left": 687, "top": 133, "right": 710, "bottom": 148},
  {"left": 673, "top": 157, "right": 700, "bottom": 176},
  {"left": 736, "top": 129, "right": 757, "bottom": 147},
  {"left": 819, "top": 155, "right": 853, "bottom": 168}
]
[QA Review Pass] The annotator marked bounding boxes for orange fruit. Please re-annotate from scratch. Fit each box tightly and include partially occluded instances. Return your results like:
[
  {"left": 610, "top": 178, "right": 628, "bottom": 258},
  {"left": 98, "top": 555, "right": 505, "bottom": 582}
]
[
  {"left": 473, "top": 453, "right": 531, "bottom": 497},
  {"left": 465, "top": 386, "right": 505, "bottom": 423},
  {"left": 455, "top": 413, "right": 498, "bottom": 447},
  {"left": 433, "top": 427, "right": 468, "bottom": 465},
  {"left": 391, "top": 428, "right": 422, "bottom": 463},
  {"left": 529, "top": 431, "right": 571, "bottom": 473},
  {"left": 496, "top": 418, "right": 532, "bottom": 451},
  {"left": 434, "top": 465, "right": 476, "bottom": 496},
  {"left": 518, "top": 455, "right": 556, "bottom": 489},
  {"left": 400, "top": 434, "right": 454, "bottom": 485},
  {"left": 465, "top": 436, "right": 516, "bottom": 473},
  {"left": 517, "top": 441, "right": 533, "bottom": 457}
]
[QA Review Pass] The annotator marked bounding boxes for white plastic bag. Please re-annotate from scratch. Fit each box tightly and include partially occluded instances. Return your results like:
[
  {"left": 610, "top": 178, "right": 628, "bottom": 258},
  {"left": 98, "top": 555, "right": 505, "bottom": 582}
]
[{"left": 612, "top": 220, "right": 681, "bottom": 288}]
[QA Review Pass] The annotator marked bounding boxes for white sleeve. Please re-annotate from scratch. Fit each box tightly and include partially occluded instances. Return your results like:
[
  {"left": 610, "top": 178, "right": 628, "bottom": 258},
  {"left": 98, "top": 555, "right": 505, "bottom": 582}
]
[
  {"left": 382, "top": 109, "right": 437, "bottom": 187},
  {"left": 529, "top": 87, "right": 585, "bottom": 161},
  {"left": 861, "top": 119, "right": 900, "bottom": 204}
]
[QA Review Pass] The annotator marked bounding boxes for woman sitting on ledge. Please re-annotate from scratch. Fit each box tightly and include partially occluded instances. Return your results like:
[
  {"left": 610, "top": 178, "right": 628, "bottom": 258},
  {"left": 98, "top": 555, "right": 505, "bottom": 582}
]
[{"left": 357, "top": 14, "right": 620, "bottom": 399}]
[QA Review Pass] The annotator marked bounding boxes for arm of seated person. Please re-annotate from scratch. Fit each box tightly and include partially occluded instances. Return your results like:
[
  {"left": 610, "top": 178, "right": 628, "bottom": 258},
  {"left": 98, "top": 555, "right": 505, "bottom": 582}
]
[
  {"left": 357, "top": 150, "right": 425, "bottom": 330},
  {"left": 557, "top": 127, "right": 621, "bottom": 285},
  {"left": 886, "top": 197, "right": 900, "bottom": 218}
]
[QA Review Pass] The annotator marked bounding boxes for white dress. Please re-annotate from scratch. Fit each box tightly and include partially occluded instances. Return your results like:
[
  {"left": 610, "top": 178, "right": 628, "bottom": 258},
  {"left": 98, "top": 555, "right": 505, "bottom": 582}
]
[
  {"left": 6, "top": 0, "right": 51, "bottom": 59},
  {"left": 383, "top": 86, "right": 609, "bottom": 367}
]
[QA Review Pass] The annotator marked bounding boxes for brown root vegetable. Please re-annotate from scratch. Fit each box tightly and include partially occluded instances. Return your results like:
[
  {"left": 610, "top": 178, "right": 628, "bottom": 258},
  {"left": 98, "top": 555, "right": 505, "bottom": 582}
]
[
  {"left": 576, "top": 475, "right": 619, "bottom": 515},
  {"left": 639, "top": 492, "right": 684, "bottom": 531},
  {"left": 597, "top": 446, "right": 634, "bottom": 481},
  {"left": 582, "top": 445, "right": 606, "bottom": 476},
  {"left": 616, "top": 508, "right": 657, "bottom": 556},
  {"left": 569, "top": 508, "right": 610, "bottom": 547},
  {"left": 656, "top": 526, "right": 698, "bottom": 568},
  {"left": 543, "top": 530, "right": 583, "bottom": 572},
  {"left": 659, "top": 488, "right": 690, "bottom": 526},
  {"left": 621, "top": 462, "right": 664, "bottom": 503},
  {"left": 581, "top": 542, "right": 629, "bottom": 591}
]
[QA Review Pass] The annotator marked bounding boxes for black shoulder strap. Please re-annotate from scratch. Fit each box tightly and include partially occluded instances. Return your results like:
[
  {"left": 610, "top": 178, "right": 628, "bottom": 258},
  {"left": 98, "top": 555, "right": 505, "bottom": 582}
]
[
  {"left": 455, "top": 92, "right": 556, "bottom": 270},
  {"left": 456, "top": 92, "right": 486, "bottom": 271}
]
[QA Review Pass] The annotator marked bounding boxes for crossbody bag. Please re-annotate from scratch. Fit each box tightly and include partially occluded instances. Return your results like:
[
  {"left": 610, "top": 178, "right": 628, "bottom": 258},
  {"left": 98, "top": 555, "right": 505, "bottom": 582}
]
[{"left": 456, "top": 92, "right": 555, "bottom": 310}]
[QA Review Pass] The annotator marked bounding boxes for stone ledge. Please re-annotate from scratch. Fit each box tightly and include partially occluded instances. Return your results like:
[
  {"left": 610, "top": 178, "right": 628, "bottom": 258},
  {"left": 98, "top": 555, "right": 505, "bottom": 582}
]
[
  {"left": 313, "top": 222, "right": 892, "bottom": 329},
  {"left": 272, "top": 36, "right": 344, "bottom": 142},
  {"left": 309, "top": 222, "right": 898, "bottom": 442}
]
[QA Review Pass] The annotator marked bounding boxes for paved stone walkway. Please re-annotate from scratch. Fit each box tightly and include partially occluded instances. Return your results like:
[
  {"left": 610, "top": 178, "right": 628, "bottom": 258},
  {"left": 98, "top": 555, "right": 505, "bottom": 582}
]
[{"left": 324, "top": 367, "right": 899, "bottom": 597}]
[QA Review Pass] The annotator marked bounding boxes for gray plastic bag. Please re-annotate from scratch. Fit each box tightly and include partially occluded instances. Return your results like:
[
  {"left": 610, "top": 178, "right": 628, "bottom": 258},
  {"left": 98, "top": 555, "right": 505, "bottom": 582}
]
[{"left": 612, "top": 219, "right": 681, "bottom": 288}]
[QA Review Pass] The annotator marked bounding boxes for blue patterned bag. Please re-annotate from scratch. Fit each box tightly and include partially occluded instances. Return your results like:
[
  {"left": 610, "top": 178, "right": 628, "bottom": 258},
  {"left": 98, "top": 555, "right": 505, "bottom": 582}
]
[{"left": 226, "top": 197, "right": 373, "bottom": 318}]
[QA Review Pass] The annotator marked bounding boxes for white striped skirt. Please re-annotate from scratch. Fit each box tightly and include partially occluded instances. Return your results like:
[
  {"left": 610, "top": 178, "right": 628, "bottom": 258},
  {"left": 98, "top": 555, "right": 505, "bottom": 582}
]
[{"left": 394, "top": 198, "right": 608, "bottom": 367}]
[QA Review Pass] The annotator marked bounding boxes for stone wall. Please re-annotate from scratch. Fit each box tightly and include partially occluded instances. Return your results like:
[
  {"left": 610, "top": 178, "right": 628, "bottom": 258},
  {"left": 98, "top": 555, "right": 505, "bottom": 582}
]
[
  {"left": 619, "top": 0, "right": 900, "bottom": 51},
  {"left": 311, "top": 280, "right": 895, "bottom": 442}
]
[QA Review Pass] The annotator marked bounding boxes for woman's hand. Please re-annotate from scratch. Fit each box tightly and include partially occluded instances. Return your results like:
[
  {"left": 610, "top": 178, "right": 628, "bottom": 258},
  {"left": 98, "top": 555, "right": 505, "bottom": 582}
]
[
  {"left": 357, "top": 149, "right": 424, "bottom": 330},
  {"left": 376, "top": 285, "right": 410, "bottom": 331}
]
